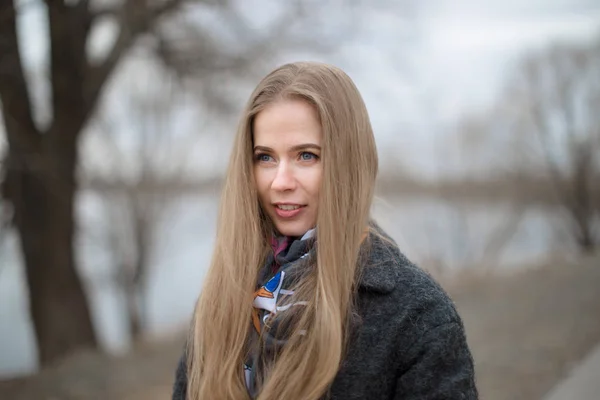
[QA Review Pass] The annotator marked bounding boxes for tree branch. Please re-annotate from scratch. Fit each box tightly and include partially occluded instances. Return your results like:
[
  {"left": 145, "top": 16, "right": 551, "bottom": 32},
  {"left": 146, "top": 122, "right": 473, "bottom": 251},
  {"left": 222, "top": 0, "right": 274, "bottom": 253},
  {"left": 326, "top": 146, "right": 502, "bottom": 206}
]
[
  {"left": 91, "top": 0, "right": 187, "bottom": 21},
  {"left": 523, "top": 57, "right": 570, "bottom": 204},
  {"left": 0, "top": 1, "right": 41, "bottom": 150},
  {"left": 46, "top": 0, "right": 93, "bottom": 143},
  {"left": 85, "top": 0, "right": 186, "bottom": 121}
]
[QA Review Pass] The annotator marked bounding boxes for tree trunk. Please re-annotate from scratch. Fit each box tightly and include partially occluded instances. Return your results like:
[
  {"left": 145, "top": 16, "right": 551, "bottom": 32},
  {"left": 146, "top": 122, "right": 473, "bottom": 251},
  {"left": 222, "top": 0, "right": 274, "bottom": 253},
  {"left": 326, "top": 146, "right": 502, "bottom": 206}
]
[
  {"left": 3, "top": 139, "right": 97, "bottom": 366},
  {"left": 126, "top": 286, "right": 143, "bottom": 340},
  {"left": 127, "top": 200, "right": 150, "bottom": 340},
  {"left": 571, "top": 144, "right": 597, "bottom": 253},
  {"left": 574, "top": 218, "right": 596, "bottom": 254}
]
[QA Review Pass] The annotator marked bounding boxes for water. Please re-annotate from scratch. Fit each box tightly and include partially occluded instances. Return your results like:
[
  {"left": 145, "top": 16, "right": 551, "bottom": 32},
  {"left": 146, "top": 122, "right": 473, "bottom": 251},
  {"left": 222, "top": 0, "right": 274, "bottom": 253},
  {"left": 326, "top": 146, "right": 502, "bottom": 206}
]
[
  {"left": 0, "top": 191, "right": 573, "bottom": 377},
  {"left": 372, "top": 195, "right": 568, "bottom": 271}
]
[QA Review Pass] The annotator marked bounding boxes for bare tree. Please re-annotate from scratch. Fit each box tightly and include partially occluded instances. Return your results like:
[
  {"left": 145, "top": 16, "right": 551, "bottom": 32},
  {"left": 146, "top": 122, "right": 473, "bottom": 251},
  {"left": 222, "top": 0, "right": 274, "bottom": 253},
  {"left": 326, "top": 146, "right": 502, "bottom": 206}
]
[
  {"left": 100, "top": 184, "right": 173, "bottom": 340},
  {"left": 0, "top": 162, "right": 11, "bottom": 269},
  {"left": 501, "top": 36, "right": 600, "bottom": 253},
  {"left": 0, "top": 0, "right": 358, "bottom": 366},
  {"left": 86, "top": 71, "right": 199, "bottom": 340}
]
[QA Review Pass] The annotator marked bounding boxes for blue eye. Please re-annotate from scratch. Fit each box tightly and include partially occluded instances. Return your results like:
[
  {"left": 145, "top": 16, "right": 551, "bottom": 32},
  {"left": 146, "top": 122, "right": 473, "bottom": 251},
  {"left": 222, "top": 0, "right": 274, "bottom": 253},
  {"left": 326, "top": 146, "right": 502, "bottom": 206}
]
[
  {"left": 300, "top": 152, "right": 318, "bottom": 161},
  {"left": 255, "top": 153, "right": 273, "bottom": 162}
]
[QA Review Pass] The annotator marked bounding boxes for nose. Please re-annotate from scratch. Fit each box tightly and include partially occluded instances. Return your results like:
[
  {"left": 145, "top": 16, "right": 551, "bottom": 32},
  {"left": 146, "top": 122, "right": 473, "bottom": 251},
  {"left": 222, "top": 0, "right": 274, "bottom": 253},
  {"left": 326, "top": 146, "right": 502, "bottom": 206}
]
[{"left": 271, "top": 162, "right": 296, "bottom": 192}]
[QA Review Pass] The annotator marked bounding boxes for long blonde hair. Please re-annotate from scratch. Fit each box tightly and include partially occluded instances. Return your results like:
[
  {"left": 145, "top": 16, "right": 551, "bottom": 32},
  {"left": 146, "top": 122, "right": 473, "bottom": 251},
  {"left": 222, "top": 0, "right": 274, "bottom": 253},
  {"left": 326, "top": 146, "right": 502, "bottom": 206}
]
[{"left": 187, "top": 61, "right": 378, "bottom": 400}]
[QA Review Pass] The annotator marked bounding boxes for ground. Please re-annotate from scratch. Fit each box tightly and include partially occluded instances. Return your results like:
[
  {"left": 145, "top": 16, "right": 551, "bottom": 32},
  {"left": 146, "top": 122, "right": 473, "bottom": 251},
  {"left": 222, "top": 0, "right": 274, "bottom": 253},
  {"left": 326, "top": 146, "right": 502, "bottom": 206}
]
[
  {"left": 0, "top": 254, "right": 599, "bottom": 400},
  {"left": 453, "top": 254, "right": 600, "bottom": 400}
]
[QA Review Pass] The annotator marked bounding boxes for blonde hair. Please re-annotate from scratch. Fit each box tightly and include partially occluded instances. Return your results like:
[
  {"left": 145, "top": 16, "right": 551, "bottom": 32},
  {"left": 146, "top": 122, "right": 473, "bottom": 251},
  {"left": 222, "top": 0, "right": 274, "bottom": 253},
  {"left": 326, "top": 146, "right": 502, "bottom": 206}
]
[{"left": 187, "top": 61, "right": 378, "bottom": 400}]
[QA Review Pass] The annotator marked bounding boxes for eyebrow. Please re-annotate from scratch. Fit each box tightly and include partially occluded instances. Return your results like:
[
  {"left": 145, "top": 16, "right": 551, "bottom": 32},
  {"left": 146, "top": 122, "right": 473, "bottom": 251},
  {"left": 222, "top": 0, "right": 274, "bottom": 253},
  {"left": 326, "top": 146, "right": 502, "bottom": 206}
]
[{"left": 253, "top": 143, "right": 321, "bottom": 152}]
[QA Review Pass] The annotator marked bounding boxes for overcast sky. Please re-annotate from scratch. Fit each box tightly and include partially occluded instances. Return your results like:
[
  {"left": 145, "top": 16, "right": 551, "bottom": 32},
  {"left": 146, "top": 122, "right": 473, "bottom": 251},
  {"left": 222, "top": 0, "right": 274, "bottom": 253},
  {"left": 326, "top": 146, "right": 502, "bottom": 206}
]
[
  {"left": 9, "top": 0, "right": 600, "bottom": 179},
  {"left": 333, "top": 0, "right": 600, "bottom": 176}
]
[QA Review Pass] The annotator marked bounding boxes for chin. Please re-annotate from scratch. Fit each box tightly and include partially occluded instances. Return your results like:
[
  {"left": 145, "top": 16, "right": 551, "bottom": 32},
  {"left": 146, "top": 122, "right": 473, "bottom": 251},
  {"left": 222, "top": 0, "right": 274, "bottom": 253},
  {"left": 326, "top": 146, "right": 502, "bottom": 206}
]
[{"left": 274, "top": 221, "right": 312, "bottom": 238}]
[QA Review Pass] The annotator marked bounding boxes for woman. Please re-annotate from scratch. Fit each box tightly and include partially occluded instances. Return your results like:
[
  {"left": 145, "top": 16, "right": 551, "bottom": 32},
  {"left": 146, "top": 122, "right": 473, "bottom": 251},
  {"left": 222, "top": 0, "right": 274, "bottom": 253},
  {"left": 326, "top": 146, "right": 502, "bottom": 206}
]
[{"left": 173, "top": 61, "right": 478, "bottom": 400}]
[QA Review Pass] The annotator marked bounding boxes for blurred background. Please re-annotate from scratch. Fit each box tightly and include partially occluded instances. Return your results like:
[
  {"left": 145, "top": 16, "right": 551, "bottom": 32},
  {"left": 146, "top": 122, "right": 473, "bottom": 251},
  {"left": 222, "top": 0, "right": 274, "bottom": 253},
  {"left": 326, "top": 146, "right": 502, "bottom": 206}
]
[{"left": 0, "top": 0, "right": 599, "bottom": 399}]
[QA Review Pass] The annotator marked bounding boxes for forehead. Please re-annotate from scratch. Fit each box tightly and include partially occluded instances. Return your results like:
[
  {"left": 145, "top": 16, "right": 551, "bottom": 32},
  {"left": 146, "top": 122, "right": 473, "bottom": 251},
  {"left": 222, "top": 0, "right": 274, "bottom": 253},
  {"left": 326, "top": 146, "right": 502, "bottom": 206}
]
[{"left": 253, "top": 99, "right": 322, "bottom": 146}]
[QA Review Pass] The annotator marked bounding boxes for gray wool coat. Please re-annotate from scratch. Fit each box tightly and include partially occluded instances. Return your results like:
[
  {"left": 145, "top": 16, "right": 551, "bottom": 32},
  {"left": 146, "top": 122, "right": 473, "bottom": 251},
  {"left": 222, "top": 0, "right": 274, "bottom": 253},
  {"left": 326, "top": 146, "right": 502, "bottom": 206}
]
[{"left": 172, "top": 227, "right": 479, "bottom": 399}]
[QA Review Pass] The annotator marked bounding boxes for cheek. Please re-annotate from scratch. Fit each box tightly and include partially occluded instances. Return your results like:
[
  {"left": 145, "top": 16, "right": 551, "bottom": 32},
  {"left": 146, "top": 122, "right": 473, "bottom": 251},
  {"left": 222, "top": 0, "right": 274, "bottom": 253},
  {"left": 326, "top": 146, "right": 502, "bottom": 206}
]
[
  {"left": 254, "top": 169, "right": 270, "bottom": 200},
  {"left": 305, "top": 168, "right": 322, "bottom": 197}
]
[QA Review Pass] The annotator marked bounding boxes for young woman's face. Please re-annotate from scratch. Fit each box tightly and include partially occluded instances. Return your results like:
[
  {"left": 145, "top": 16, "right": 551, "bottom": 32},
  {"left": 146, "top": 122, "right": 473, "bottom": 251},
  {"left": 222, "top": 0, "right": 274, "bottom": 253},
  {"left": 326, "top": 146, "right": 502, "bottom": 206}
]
[{"left": 253, "top": 99, "right": 323, "bottom": 237}]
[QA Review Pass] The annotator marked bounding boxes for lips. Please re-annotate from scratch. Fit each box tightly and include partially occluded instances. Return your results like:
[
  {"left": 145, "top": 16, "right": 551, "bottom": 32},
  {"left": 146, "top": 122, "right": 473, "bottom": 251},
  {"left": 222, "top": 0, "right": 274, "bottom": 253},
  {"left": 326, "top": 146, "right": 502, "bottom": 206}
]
[{"left": 273, "top": 203, "right": 305, "bottom": 219}]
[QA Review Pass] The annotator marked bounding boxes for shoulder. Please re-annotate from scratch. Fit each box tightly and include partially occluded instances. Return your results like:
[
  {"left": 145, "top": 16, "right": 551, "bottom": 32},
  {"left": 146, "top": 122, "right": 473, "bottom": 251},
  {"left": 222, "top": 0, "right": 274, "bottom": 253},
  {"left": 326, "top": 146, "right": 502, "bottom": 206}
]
[
  {"left": 172, "top": 350, "right": 188, "bottom": 400},
  {"left": 358, "top": 223, "right": 461, "bottom": 332},
  {"left": 335, "top": 224, "right": 477, "bottom": 397}
]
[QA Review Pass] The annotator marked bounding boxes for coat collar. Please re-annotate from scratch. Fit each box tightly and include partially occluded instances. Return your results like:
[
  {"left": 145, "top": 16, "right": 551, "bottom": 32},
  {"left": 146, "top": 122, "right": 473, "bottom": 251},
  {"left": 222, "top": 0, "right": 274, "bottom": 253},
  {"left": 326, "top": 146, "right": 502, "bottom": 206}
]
[{"left": 357, "top": 224, "right": 405, "bottom": 294}]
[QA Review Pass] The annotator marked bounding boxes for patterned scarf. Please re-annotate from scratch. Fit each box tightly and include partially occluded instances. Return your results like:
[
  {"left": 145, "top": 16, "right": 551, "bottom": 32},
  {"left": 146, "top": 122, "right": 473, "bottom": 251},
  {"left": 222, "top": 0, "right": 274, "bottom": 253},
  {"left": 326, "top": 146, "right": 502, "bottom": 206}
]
[{"left": 244, "top": 228, "right": 316, "bottom": 398}]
